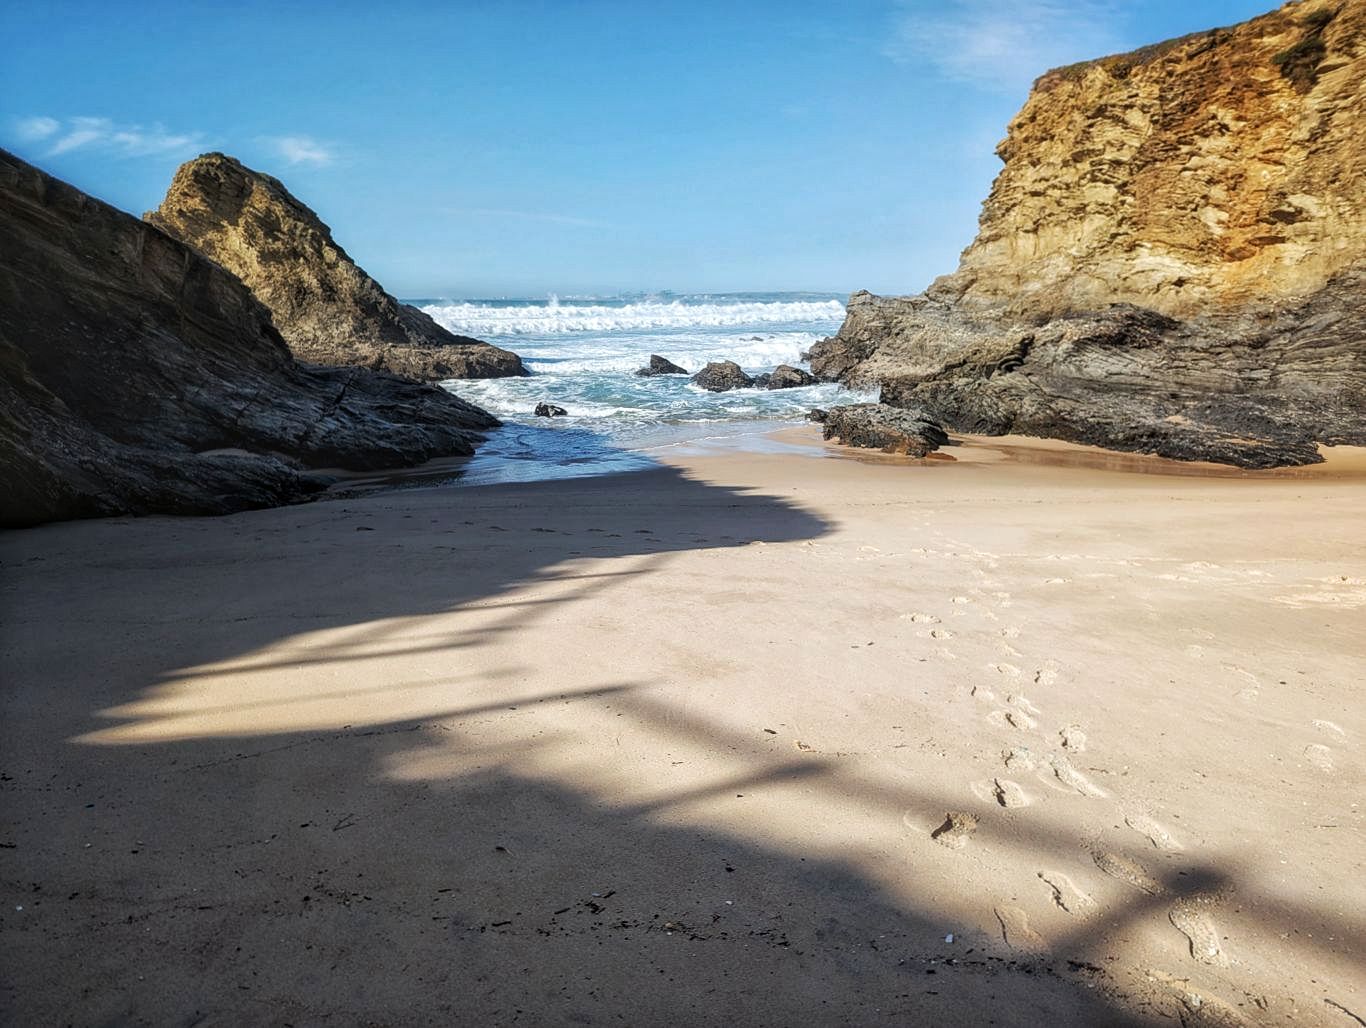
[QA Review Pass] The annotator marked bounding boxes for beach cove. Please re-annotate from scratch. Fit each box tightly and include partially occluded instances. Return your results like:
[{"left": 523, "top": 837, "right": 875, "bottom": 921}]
[{"left": 3, "top": 435, "right": 1362, "bottom": 1025}]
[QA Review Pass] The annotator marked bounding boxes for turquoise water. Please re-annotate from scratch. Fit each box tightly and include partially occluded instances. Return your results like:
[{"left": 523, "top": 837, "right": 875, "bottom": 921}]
[{"left": 416, "top": 291, "right": 872, "bottom": 483}]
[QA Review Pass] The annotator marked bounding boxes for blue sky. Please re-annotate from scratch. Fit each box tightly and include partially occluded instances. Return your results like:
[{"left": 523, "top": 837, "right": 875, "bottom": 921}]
[{"left": 3, "top": 0, "right": 1274, "bottom": 297}]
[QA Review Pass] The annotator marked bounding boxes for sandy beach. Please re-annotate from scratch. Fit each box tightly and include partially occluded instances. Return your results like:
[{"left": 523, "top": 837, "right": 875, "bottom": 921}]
[{"left": 2, "top": 430, "right": 1363, "bottom": 1026}]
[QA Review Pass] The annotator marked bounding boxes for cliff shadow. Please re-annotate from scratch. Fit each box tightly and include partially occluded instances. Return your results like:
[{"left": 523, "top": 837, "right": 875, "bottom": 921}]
[{"left": 2, "top": 467, "right": 1355, "bottom": 1024}]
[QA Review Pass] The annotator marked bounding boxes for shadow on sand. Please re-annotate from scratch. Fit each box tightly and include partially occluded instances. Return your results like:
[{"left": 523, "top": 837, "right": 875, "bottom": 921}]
[{"left": 0, "top": 466, "right": 1347, "bottom": 1024}]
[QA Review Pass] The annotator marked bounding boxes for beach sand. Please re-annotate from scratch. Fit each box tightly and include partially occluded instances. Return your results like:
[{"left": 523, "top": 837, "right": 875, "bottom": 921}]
[{"left": 2, "top": 429, "right": 1362, "bottom": 1025}]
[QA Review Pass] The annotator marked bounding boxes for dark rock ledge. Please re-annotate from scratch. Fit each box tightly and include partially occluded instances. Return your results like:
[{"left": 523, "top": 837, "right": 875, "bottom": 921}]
[{"left": 0, "top": 148, "right": 499, "bottom": 528}]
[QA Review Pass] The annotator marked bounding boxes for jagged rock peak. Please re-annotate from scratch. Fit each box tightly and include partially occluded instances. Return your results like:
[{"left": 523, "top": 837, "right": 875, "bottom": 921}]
[{"left": 146, "top": 152, "right": 526, "bottom": 380}]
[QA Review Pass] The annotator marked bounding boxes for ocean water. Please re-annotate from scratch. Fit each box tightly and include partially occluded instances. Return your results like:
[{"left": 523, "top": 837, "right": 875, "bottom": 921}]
[{"left": 415, "top": 291, "right": 873, "bottom": 483}]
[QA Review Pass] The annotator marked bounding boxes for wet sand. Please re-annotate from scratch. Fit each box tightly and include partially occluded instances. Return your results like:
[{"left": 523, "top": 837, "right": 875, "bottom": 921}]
[{"left": 1, "top": 431, "right": 1362, "bottom": 1025}]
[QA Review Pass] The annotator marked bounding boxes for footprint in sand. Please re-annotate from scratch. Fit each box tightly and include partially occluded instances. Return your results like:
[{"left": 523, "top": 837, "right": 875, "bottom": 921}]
[
  {"left": 1170, "top": 901, "right": 1230, "bottom": 967},
  {"left": 1002, "top": 746, "right": 1038, "bottom": 771},
  {"left": 1001, "top": 627, "right": 1022, "bottom": 639},
  {"left": 1044, "top": 754, "right": 1107, "bottom": 798},
  {"left": 990, "top": 663, "right": 1023, "bottom": 677},
  {"left": 993, "top": 778, "right": 1030, "bottom": 808},
  {"left": 1092, "top": 851, "right": 1162, "bottom": 894},
  {"left": 1312, "top": 719, "right": 1346, "bottom": 738},
  {"left": 1037, "top": 871, "right": 1096, "bottom": 915},
  {"left": 1033, "top": 667, "right": 1059, "bottom": 686},
  {"left": 971, "top": 685, "right": 997, "bottom": 703},
  {"left": 994, "top": 906, "right": 1046, "bottom": 953},
  {"left": 930, "top": 811, "right": 979, "bottom": 849},
  {"left": 929, "top": 628, "right": 955, "bottom": 640},
  {"left": 1125, "top": 813, "right": 1183, "bottom": 852},
  {"left": 1008, "top": 693, "right": 1040, "bottom": 715},
  {"left": 950, "top": 595, "right": 973, "bottom": 604},
  {"left": 1147, "top": 971, "right": 1247, "bottom": 1027},
  {"left": 1059, "top": 725, "right": 1087, "bottom": 752},
  {"left": 989, "top": 709, "right": 1038, "bottom": 731},
  {"left": 904, "top": 612, "right": 940, "bottom": 624},
  {"left": 1303, "top": 744, "right": 1335, "bottom": 773}
]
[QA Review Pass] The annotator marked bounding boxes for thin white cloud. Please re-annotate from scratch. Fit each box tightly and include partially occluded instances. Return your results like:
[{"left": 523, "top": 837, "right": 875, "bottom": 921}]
[
  {"left": 884, "top": 0, "right": 1128, "bottom": 93},
  {"left": 11, "top": 115, "right": 206, "bottom": 157},
  {"left": 266, "top": 135, "right": 335, "bottom": 166},
  {"left": 14, "top": 115, "right": 60, "bottom": 141}
]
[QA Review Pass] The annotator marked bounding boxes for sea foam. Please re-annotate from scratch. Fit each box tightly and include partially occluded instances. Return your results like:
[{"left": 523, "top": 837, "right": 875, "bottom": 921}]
[{"left": 423, "top": 297, "right": 846, "bottom": 336}]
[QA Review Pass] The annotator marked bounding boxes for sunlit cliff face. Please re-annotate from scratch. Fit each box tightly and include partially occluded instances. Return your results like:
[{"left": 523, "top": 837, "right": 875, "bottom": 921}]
[{"left": 943, "top": 0, "right": 1366, "bottom": 317}]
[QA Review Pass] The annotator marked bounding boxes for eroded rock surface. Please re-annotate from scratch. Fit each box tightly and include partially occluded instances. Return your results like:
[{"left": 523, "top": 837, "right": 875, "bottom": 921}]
[
  {"left": 146, "top": 153, "right": 525, "bottom": 380},
  {"left": 812, "top": 0, "right": 1366, "bottom": 467},
  {"left": 0, "top": 148, "right": 498, "bottom": 527},
  {"left": 944, "top": 0, "right": 1364, "bottom": 316}
]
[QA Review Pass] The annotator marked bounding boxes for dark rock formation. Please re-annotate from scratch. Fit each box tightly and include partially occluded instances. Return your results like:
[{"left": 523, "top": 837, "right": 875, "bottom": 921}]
[
  {"left": 691, "top": 361, "right": 755, "bottom": 392},
  {"left": 817, "top": 405, "right": 948, "bottom": 457},
  {"left": 814, "top": 267, "right": 1366, "bottom": 471},
  {"left": 0, "top": 148, "right": 499, "bottom": 528},
  {"left": 635, "top": 355, "right": 688, "bottom": 376},
  {"left": 534, "top": 403, "right": 568, "bottom": 417},
  {"left": 812, "top": 0, "right": 1366, "bottom": 468},
  {"left": 765, "top": 365, "right": 818, "bottom": 390},
  {"left": 806, "top": 408, "right": 829, "bottom": 424},
  {"left": 146, "top": 153, "right": 526, "bottom": 381}
]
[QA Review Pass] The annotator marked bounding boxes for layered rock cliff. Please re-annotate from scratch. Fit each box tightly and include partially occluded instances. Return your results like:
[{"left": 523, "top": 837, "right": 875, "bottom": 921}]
[
  {"left": 813, "top": 0, "right": 1365, "bottom": 467},
  {"left": 0, "top": 148, "right": 498, "bottom": 527},
  {"left": 146, "top": 153, "right": 525, "bottom": 381}
]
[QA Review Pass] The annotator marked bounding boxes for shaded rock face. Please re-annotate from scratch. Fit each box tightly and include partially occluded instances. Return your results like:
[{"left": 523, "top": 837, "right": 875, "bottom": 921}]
[
  {"left": 635, "top": 355, "right": 688, "bottom": 376},
  {"left": 813, "top": 0, "right": 1366, "bottom": 468},
  {"left": 0, "top": 148, "right": 499, "bottom": 528},
  {"left": 146, "top": 153, "right": 526, "bottom": 381},
  {"left": 691, "top": 361, "right": 754, "bottom": 392},
  {"left": 817, "top": 405, "right": 948, "bottom": 457}
]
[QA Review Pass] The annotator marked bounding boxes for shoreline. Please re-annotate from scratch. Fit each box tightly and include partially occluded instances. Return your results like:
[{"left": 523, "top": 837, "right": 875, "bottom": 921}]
[
  {"left": 317, "top": 419, "right": 1366, "bottom": 505},
  {"left": 3, "top": 439, "right": 1361, "bottom": 1024}
]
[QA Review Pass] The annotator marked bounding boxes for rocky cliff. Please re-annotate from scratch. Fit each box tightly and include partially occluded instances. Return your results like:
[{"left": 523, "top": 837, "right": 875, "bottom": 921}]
[
  {"left": 0, "top": 148, "right": 499, "bottom": 527},
  {"left": 146, "top": 153, "right": 525, "bottom": 381},
  {"left": 812, "top": 0, "right": 1365, "bottom": 467}
]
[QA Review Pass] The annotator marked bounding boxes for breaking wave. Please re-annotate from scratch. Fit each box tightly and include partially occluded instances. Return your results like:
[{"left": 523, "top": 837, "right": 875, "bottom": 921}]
[{"left": 422, "top": 297, "right": 846, "bottom": 336}]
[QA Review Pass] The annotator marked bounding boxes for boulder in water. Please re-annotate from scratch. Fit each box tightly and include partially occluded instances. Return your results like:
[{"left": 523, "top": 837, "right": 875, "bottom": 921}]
[
  {"left": 691, "top": 361, "right": 754, "bottom": 393},
  {"left": 534, "top": 403, "right": 568, "bottom": 417},
  {"left": 765, "top": 365, "right": 818, "bottom": 390},
  {"left": 634, "top": 355, "right": 688, "bottom": 376}
]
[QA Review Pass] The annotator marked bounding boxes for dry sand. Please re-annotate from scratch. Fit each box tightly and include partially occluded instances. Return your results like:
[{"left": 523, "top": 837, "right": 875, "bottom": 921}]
[{"left": 1, "top": 429, "right": 1363, "bottom": 1026}]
